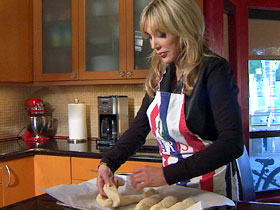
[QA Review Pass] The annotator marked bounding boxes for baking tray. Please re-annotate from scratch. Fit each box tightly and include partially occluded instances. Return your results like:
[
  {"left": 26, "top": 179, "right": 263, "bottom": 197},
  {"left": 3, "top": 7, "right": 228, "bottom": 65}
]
[
  {"left": 44, "top": 176, "right": 235, "bottom": 210},
  {"left": 56, "top": 201, "right": 89, "bottom": 210},
  {"left": 56, "top": 201, "right": 235, "bottom": 210}
]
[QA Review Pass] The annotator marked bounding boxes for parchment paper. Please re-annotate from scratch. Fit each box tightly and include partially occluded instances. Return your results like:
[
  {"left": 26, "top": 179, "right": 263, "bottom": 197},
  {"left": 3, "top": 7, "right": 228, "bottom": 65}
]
[{"left": 42, "top": 175, "right": 235, "bottom": 210}]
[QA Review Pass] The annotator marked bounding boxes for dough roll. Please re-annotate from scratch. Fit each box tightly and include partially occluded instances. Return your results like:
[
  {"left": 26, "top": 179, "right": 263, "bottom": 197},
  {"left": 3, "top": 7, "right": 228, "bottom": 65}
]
[
  {"left": 150, "top": 195, "right": 178, "bottom": 210},
  {"left": 164, "top": 197, "right": 195, "bottom": 210},
  {"left": 134, "top": 193, "right": 163, "bottom": 210}
]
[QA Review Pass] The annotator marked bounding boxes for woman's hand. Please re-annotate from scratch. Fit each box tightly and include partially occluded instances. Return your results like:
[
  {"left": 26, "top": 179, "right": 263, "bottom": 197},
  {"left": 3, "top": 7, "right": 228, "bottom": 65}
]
[
  {"left": 130, "top": 166, "right": 167, "bottom": 191},
  {"left": 97, "top": 164, "right": 113, "bottom": 197}
]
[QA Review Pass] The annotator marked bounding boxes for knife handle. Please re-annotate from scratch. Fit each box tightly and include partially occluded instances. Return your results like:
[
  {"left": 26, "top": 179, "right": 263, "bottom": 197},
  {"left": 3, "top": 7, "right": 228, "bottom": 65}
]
[{"left": 90, "top": 169, "right": 131, "bottom": 176}]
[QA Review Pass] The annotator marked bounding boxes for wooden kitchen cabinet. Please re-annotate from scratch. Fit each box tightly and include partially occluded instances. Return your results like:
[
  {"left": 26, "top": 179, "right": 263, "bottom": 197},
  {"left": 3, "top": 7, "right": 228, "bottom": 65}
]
[
  {"left": 0, "top": 156, "right": 35, "bottom": 207},
  {"left": 118, "top": 160, "right": 161, "bottom": 173},
  {"left": 33, "top": 0, "right": 152, "bottom": 83},
  {"left": 71, "top": 157, "right": 161, "bottom": 184},
  {"left": 33, "top": 0, "right": 203, "bottom": 84},
  {"left": 0, "top": 0, "right": 32, "bottom": 83},
  {"left": 78, "top": 0, "right": 152, "bottom": 81},
  {"left": 0, "top": 166, "right": 3, "bottom": 207},
  {"left": 33, "top": 0, "right": 79, "bottom": 82},
  {"left": 34, "top": 155, "right": 71, "bottom": 196},
  {"left": 0, "top": 185, "right": 2, "bottom": 207},
  {"left": 80, "top": 0, "right": 203, "bottom": 81},
  {"left": 71, "top": 157, "right": 101, "bottom": 184}
]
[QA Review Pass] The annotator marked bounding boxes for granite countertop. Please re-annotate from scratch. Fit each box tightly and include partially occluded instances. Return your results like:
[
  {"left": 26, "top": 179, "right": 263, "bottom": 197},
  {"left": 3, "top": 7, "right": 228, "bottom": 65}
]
[
  {"left": 0, "top": 138, "right": 160, "bottom": 209},
  {"left": 2, "top": 192, "right": 280, "bottom": 210},
  {"left": 0, "top": 138, "right": 161, "bottom": 162},
  {"left": 0, "top": 194, "right": 63, "bottom": 210}
]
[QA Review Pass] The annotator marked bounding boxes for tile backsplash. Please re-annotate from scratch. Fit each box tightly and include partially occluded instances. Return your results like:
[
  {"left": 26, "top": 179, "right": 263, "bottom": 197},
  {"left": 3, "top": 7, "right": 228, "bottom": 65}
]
[
  {"left": 0, "top": 87, "right": 30, "bottom": 138},
  {"left": 0, "top": 84, "right": 156, "bottom": 143}
]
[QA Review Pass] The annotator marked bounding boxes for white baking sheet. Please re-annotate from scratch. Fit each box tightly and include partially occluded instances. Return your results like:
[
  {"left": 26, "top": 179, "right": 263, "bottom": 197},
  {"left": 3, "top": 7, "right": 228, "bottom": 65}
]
[{"left": 42, "top": 175, "right": 235, "bottom": 210}]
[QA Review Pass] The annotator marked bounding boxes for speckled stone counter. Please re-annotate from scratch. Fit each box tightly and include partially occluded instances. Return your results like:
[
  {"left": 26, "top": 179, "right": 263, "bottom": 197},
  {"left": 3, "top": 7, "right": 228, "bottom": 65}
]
[
  {"left": 2, "top": 193, "right": 280, "bottom": 210},
  {"left": 0, "top": 138, "right": 161, "bottom": 162},
  {"left": 0, "top": 138, "right": 161, "bottom": 209}
]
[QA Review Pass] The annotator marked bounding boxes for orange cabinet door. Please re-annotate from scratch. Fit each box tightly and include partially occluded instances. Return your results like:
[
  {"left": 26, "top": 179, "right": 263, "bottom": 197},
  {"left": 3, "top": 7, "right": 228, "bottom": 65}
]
[
  {"left": 0, "top": 184, "right": 3, "bottom": 207},
  {"left": 118, "top": 160, "right": 162, "bottom": 173},
  {"left": 34, "top": 155, "right": 71, "bottom": 196},
  {"left": 2, "top": 156, "right": 35, "bottom": 206},
  {"left": 71, "top": 157, "right": 162, "bottom": 184},
  {"left": 33, "top": 0, "right": 79, "bottom": 82},
  {"left": 78, "top": 0, "right": 127, "bottom": 81},
  {"left": 71, "top": 157, "right": 101, "bottom": 184},
  {"left": 0, "top": 0, "right": 32, "bottom": 82},
  {"left": 0, "top": 166, "right": 3, "bottom": 207}
]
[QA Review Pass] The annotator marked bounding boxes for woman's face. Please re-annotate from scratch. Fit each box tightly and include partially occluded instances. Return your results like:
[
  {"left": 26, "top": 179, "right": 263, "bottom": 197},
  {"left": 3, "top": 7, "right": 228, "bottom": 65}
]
[{"left": 145, "top": 24, "right": 181, "bottom": 64}]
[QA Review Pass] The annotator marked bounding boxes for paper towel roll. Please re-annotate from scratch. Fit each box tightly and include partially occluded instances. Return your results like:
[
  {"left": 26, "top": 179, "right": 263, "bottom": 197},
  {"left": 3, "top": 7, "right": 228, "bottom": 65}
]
[{"left": 68, "top": 102, "right": 87, "bottom": 140}]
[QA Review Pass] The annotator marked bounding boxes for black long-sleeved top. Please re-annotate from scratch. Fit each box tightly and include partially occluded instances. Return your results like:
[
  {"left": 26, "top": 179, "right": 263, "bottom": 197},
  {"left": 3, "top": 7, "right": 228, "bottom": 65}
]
[{"left": 101, "top": 56, "right": 244, "bottom": 185}]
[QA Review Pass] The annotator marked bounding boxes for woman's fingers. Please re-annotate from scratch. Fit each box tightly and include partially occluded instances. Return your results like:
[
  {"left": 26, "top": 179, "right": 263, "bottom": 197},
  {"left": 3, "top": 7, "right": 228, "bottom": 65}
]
[
  {"left": 97, "top": 177, "right": 107, "bottom": 197},
  {"left": 130, "top": 166, "right": 167, "bottom": 191},
  {"left": 97, "top": 165, "right": 113, "bottom": 197},
  {"left": 130, "top": 167, "right": 145, "bottom": 189}
]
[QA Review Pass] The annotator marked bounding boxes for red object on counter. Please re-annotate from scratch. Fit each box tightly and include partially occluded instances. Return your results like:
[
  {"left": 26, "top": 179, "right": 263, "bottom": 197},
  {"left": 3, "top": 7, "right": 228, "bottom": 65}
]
[
  {"left": 22, "top": 130, "right": 49, "bottom": 142},
  {"left": 22, "top": 130, "right": 49, "bottom": 148},
  {"left": 22, "top": 98, "right": 50, "bottom": 145},
  {"left": 24, "top": 98, "right": 45, "bottom": 116}
]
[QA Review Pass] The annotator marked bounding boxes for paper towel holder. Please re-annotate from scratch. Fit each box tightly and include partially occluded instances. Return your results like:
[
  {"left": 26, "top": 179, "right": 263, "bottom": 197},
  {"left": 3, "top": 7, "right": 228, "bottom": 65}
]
[
  {"left": 68, "top": 98, "right": 87, "bottom": 142},
  {"left": 67, "top": 139, "right": 87, "bottom": 144}
]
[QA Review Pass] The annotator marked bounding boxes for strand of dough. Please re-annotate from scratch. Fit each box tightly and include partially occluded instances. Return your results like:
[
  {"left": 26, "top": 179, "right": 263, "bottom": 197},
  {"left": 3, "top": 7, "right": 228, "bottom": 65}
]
[
  {"left": 162, "top": 197, "right": 195, "bottom": 210},
  {"left": 149, "top": 195, "right": 178, "bottom": 210},
  {"left": 134, "top": 193, "right": 163, "bottom": 210},
  {"left": 96, "top": 177, "right": 125, "bottom": 208},
  {"left": 96, "top": 193, "right": 113, "bottom": 208},
  {"left": 96, "top": 182, "right": 158, "bottom": 208}
]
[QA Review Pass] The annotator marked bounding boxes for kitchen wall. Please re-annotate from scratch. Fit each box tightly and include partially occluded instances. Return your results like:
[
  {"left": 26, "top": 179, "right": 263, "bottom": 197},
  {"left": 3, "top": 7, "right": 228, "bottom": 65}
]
[
  {"left": 0, "top": 87, "right": 30, "bottom": 139},
  {"left": 0, "top": 84, "right": 155, "bottom": 142}
]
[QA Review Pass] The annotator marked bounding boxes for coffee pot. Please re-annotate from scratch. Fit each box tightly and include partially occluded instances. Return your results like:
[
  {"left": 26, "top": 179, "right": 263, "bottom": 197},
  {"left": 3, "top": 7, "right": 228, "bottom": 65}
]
[
  {"left": 96, "top": 96, "right": 128, "bottom": 150},
  {"left": 100, "top": 116, "right": 118, "bottom": 140}
]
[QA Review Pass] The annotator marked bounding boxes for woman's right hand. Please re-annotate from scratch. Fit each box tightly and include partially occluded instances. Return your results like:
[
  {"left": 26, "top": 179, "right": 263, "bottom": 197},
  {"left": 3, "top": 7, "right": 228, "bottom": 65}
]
[{"left": 97, "top": 164, "right": 113, "bottom": 197}]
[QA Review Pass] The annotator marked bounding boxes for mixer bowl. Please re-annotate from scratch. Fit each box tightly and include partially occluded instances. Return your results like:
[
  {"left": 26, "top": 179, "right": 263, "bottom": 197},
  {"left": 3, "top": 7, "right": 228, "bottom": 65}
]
[{"left": 28, "top": 116, "right": 50, "bottom": 136}]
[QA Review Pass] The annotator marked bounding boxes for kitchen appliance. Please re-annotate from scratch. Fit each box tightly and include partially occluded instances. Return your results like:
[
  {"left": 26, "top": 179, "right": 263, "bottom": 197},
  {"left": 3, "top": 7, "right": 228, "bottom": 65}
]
[
  {"left": 22, "top": 98, "right": 50, "bottom": 144},
  {"left": 96, "top": 96, "right": 128, "bottom": 150}
]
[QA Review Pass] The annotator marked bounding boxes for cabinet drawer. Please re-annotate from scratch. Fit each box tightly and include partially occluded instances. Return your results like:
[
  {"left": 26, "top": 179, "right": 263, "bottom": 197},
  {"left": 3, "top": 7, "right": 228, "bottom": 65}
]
[
  {"left": 0, "top": 184, "right": 2, "bottom": 207},
  {"left": 71, "top": 157, "right": 101, "bottom": 181},
  {"left": 71, "top": 158, "right": 162, "bottom": 182},
  {"left": 118, "top": 161, "right": 162, "bottom": 173},
  {"left": 34, "top": 155, "right": 71, "bottom": 196},
  {"left": 0, "top": 166, "right": 2, "bottom": 184},
  {"left": 3, "top": 156, "right": 35, "bottom": 206}
]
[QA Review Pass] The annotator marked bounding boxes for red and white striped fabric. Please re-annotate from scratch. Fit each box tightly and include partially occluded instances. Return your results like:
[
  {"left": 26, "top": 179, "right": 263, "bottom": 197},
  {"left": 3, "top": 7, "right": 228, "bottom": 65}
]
[{"left": 147, "top": 90, "right": 231, "bottom": 196}]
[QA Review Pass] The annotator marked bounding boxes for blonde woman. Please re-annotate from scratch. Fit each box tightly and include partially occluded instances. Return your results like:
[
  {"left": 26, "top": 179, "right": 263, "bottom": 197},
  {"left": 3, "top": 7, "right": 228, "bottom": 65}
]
[{"left": 98, "top": 0, "right": 244, "bottom": 200}]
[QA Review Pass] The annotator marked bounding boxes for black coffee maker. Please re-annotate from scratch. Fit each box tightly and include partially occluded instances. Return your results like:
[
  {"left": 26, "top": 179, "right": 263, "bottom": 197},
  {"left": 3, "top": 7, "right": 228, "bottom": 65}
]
[{"left": 96, "top": 96, "right": 128, "bottom": 150}]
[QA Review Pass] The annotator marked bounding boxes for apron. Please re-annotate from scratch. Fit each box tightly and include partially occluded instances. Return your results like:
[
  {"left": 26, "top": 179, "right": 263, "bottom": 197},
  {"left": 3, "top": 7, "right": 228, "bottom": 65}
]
[{"left": 146, "top": 78, "right": 240, "bottom": 200}]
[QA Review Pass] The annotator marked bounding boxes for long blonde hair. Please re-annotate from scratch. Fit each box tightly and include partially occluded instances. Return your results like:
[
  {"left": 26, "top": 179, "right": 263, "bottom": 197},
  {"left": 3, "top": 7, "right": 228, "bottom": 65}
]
[{"left": 140, "top": 0, "right": 214, "bottom": 96}]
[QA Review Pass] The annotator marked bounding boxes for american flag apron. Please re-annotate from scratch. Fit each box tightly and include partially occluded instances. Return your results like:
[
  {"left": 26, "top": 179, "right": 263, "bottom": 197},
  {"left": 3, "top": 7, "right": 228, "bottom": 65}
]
[{"left": 146, "top": 90, "right": 239, "bottom": 199}]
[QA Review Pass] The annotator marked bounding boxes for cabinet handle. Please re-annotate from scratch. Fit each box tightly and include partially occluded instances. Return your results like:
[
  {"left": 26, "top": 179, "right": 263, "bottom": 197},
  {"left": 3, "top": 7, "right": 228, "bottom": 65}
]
[
  {"left": 126, "top": 71, "right": 132, "bottom": 77},
  {"left": 5, "top": 165, "right": 11, "bottom": 187},
  {"left": 119, "top": 71, "right": 125, "bottom": 77},
  {"left": 71, "top": 72, "right": 77, "bottom": 78}
]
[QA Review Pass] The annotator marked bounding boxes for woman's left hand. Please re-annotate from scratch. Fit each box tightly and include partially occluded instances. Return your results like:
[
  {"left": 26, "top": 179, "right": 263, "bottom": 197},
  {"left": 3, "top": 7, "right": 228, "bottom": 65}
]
[{"left": 130, "top": 166, "right": 167, "bottom": 191}]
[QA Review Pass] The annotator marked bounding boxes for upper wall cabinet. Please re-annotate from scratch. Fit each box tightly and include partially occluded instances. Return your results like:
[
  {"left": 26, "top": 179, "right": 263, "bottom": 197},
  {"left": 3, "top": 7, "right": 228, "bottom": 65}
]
[
  {"left": 33, "top": 0, "right": 79, "bottom": 81},
  {"left": 0, "top": 0, "right": 32, "bottom": 82},
  {"left": 33, "top": 0, "right": 153, "bottom": 83},
  {"left": 79, "top": 0, "right": 153, "bottom": 80}
]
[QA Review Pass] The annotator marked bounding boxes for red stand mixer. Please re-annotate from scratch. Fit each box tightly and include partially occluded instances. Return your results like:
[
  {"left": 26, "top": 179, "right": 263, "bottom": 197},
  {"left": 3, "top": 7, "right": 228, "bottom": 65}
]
[{"left": 22, "top": 98, "right": 50, "bottom": 144}]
